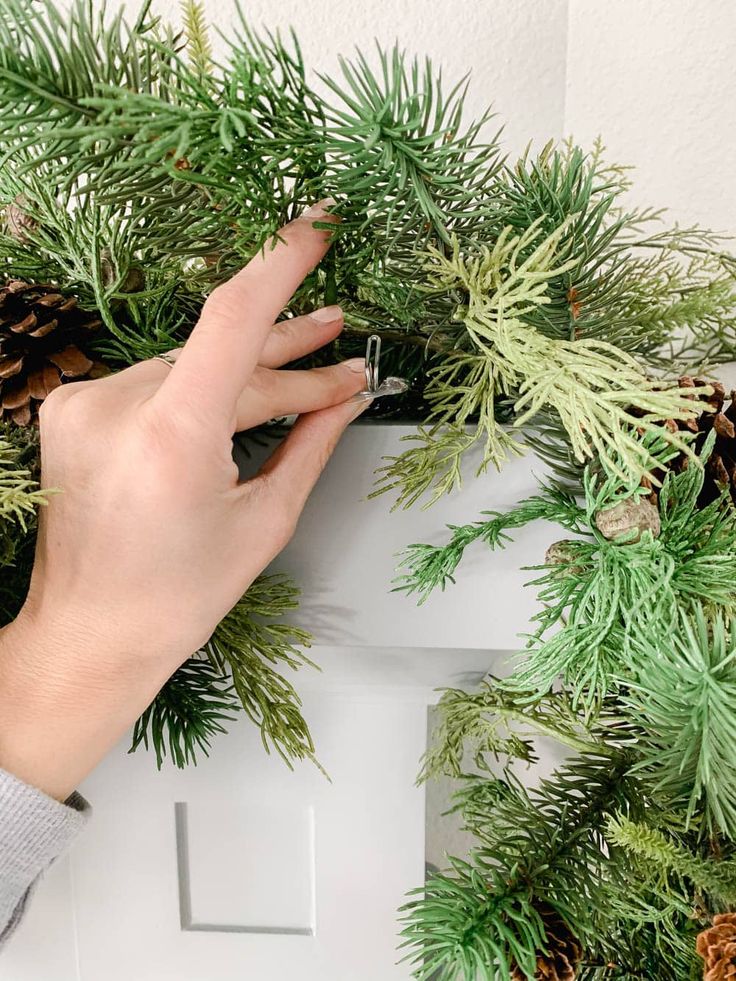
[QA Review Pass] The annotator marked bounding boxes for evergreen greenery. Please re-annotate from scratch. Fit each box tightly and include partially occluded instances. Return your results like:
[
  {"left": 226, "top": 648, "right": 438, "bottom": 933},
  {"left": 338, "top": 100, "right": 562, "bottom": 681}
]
[
  {"left": 1, "top": 1, "right": 736, "bottom": 977},
  {"left": 402, "top": 435, "right": 736, "bottom": 976}
]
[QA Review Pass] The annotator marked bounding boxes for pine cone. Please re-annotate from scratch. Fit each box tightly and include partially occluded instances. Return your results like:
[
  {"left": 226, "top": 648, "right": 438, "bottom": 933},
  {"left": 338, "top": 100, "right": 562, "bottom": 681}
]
[
  {"left": 594, "top": 497, "right": 661, "bottom": 543},
  {"left": 0, "top": 280, "right": 107, "bottom": 426},
  {"left": 652, "top": 376, "right": 736, "bottom": 508},
  {"left": 697, "top": 912, "right": 736, "bottom": 980},
  {"left": 510, "top": 904, "right": 582, "bottom": 980},
  {"left": 3, "top": 194, "right": 38, "bottom": 243}
]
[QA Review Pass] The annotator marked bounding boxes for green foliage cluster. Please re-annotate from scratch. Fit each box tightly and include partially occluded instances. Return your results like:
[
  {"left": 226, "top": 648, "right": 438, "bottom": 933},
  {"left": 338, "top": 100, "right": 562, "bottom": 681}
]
[
  {"left": 401, "top": 435, "right": 736, "bottom": 977},
  {"left": 1, "top": 2, "right": 736, "bottom": 977}
]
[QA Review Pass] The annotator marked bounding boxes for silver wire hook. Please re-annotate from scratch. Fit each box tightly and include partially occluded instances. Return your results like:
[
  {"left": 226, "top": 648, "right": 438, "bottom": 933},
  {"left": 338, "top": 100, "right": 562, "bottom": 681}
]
[
  {"left": 348, "top": 332, "right": 409, "bottom": 404},
  {"left": 365, "top": 334, "right": 381, "bottom": 392}
]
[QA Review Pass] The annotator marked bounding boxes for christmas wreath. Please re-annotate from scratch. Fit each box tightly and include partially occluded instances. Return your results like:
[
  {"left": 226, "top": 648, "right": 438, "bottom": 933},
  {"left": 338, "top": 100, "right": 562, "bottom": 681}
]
[{"left": 2, "top": 1, "right": 736, "bottom": 977}]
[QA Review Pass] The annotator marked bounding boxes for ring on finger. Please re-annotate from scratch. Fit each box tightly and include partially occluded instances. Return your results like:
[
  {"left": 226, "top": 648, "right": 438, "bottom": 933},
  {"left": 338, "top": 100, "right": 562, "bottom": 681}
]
[{"left": 153, "top": 349, "right": 181, "bottom": 369}]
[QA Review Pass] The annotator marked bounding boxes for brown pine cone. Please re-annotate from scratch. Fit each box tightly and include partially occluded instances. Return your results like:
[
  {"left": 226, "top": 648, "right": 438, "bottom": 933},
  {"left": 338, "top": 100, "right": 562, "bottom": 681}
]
[
  {"left": 697, "top": 913, "right": 736, "bottom": 981},
  {"left": 0, "top": 280, "right": 107, "bottom": 426},
  {"left": 3, "top": 194, "right": 38, "bottom": 243},
  {"left": 656, "top": 377, "right": 736, "bottom": 508},
  {"left": 510, "top": 904, "right": 582, "bottom": 980}
]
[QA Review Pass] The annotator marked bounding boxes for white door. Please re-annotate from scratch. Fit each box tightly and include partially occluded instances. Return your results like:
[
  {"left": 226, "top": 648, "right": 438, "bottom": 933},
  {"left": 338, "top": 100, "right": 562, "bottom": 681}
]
[{"left": 0, "top": 429, "right": 550, "bottom": 981}]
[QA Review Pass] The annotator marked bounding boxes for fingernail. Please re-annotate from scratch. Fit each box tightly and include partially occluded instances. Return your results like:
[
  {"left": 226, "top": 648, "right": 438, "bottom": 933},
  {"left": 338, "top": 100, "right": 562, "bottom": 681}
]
[
  {"left": 311, "top": 305, "right": 342, "bottom": 324},
  {"left": 302, "top": 197, "right": 337, "bottom": 219},
  {"left": 342, "top": 357, "right": 366, "bottom": 374}
]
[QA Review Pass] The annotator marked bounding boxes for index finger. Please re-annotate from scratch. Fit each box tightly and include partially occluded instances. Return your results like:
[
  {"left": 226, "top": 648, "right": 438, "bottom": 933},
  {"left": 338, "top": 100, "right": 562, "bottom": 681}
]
[{"left": 154, "top": 199, "right": 339, "bottom": 424}]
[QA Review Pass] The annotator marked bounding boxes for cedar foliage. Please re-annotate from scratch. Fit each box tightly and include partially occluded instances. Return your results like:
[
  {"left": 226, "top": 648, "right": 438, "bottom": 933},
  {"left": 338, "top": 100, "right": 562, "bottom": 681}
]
[{"left": 1, "top": 2, "right": 736, "bottom": 977}]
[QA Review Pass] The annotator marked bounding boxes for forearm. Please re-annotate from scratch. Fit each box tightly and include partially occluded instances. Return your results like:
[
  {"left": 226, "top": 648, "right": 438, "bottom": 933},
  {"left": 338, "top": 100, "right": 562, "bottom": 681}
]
[{"left": 0, "top": 607, "right": 177, "bottom": 803}]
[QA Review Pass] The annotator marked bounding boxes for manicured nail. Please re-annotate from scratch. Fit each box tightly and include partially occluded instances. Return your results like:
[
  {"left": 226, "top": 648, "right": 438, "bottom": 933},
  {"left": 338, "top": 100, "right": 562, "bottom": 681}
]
[
  {"left": 342, "top": 357, "right": 366, "bottom": 373},
  {"left": 302, "top": 197, "right": 337, "bottom": 219},
  {"left": 310, "top": 305, "right": 342, "bottom": 324}
]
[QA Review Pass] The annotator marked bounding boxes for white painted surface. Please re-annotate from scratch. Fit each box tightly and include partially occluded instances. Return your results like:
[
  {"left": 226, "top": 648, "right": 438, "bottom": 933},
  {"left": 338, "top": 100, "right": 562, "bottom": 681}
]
[
  {"left": 565, "top": 0, "right": 736, "bottom": 235},
  {"left": 240, "top": 425, "right": 560, "bottom": 652},
  {"left": 1, "top": 695, "right": 428, "bottom": 981}
]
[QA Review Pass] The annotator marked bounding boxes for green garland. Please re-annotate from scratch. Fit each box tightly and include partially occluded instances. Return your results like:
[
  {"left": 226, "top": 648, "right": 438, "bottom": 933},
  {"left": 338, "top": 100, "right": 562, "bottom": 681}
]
[
  {"left": 1, "top": 1, "right": 736, "bottom": 977},
  {"left": 404, "top": 436, "right": 736, "bottom": 977}
]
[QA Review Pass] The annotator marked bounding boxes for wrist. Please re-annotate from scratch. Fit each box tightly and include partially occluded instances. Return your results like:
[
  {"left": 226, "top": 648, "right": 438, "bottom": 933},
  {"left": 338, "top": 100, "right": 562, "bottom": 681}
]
[{"left": 0, "top": 607, "right": 177, "bottom": 801}]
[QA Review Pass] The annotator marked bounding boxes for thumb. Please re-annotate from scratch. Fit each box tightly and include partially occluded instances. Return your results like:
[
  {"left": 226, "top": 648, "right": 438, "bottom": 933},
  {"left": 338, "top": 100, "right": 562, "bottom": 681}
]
[{"left": 250, "top": 397, "right": 371, "bottom": 521}]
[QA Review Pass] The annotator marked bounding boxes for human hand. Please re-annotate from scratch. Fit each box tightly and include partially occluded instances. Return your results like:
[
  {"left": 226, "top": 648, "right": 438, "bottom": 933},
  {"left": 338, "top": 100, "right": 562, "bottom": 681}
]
[{"left": 0, "top": 201, "right": 369, "bottom": 799}]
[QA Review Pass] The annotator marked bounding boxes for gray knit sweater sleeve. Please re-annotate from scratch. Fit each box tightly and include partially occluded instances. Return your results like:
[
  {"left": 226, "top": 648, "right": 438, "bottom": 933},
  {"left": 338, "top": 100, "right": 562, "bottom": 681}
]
[{"left": 0, "top": 767, "right": 90, "bottom": 947}]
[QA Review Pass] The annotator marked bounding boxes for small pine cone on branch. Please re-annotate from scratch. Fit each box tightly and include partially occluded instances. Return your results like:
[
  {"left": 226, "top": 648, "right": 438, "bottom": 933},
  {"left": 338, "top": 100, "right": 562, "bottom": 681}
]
[
  {"left": 697, "top": 912, "right": 736, "bottom": 980},
  {"left": 3, "top": 194, "right": 38, "bottom": 243},
  {"left": 0, "top": 280, "right": 108, "bottom": 426},
  {"left": 510, "top": 903, "right": 583, "bottom": 981}
]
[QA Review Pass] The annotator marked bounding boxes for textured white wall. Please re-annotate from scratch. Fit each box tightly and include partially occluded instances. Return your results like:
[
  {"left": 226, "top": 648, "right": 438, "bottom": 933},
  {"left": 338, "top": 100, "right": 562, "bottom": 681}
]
[
  {"left": 565, "top": 0, "right": 736, "bottom": 235},
  {"left": 152, "top": 0, "right": 736, "bottom": 231},
  {"left": 154, "top": 0, "right": 569, "bottom": 156}
]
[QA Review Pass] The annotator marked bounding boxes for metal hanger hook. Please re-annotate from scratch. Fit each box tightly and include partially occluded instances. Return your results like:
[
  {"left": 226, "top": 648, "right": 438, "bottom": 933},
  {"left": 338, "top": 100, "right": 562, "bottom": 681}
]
[{"left": 365, "top": 334, "right": 381, "bottom": 393}]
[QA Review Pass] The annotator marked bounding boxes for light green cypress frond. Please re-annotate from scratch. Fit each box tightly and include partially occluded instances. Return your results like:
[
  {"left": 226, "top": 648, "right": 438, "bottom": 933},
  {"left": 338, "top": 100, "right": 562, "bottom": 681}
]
[
  {"left": 376, "top": 221, "right": 714, "bottom": 507},
  {"left": 180, "top": 0, "right": 213, "bottom": 79},
  {"left": 421, "top": 681, "right": 613, "bottom": 784},
  {"left": 606, "top": 815, "right": 736, "bottom": 906},
  {"left": 0, "top": 434, "right": 52, "bottom": 530}
]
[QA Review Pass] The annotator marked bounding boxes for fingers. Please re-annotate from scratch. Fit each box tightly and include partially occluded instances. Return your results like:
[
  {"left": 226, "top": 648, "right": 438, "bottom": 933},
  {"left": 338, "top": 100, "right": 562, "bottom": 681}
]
[
  {"left": 247, "top": 398, "right": 370, "bottom": 529},
  {"left": 235, "top": 359, "right": 366, "bottom": 430},
  {"left": 154, "top": 200, "right": 339, "bottom": 425},
  {"left": 259, "top": 306, "right": 344, "bottom": 369}
]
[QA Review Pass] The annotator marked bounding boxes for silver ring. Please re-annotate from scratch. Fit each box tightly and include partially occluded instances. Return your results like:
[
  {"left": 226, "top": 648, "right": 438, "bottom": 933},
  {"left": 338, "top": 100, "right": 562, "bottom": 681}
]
[{"left": 153, "top": 351, "right": 179, "bottom": 368}]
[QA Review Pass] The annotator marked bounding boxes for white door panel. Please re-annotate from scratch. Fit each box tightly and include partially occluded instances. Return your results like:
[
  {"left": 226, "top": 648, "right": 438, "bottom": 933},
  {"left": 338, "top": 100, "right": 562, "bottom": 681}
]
[
  {"left": 1, "top": 694, "right": 428, "bottom": 981},
  {"left": 2, "top": 428, "right": 541, "bottom": 979},
  {"left": 242, "top": 428, "right": 558, "bottom": 651}
]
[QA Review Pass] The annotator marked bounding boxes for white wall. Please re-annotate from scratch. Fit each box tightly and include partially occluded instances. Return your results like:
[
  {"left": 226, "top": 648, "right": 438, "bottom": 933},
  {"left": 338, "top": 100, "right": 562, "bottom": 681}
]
[
  {"left": 155, "top": 0, "right": 569, "bottom": 157},
  {"left": 565, "top": 0, "right": 736, "bottom": 235},
  {"left": 151, "top": 0, "right": 736, "bottom": 233}
]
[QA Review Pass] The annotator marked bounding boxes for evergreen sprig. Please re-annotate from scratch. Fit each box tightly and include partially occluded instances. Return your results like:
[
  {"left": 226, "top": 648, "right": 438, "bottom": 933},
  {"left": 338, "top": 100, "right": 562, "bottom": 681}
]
[
  {"left": 131, "top": 573, "right": 316, "bottom": 769},
  {"left": 202, "top": 574, "right": 317, "bottom": 767},
  {"left": 401, "top": 755, "right": 634, "bottom": 979},
  {"left": 0, "top": 428, "right": 52, "bottom": 530},
  {"left": 130, "top": 656, "right": 240, "bottom": 769},
  {"left": 624, "top": 607, "right": 736, "bottom": 840},
  {"left": 396, "top": 482, "right": 585, "bottom": 601},
  {"left": 606, "top": 814, "right": 736, "bottom": 906}
]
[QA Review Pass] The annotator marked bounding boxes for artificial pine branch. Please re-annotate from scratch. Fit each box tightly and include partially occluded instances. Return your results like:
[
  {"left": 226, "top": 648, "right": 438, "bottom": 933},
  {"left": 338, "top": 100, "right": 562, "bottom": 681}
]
[
  {"left": 202, "top": 574, "right": 317, "bottom": 768},
  {"left": 130, "top": 573, "right": 316, "bottom": 769},
  {"left": 400, "top": 755, "right": 634, "bottom": 979},
  {"left": 130, "top": 657, "right": 240, "bottom": 768},
  {"left": 624, "top": 607, "right": 736, "bottom": 840},
  {"left": 396, "top": 482, "right": 585, "bottom": 601}
]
